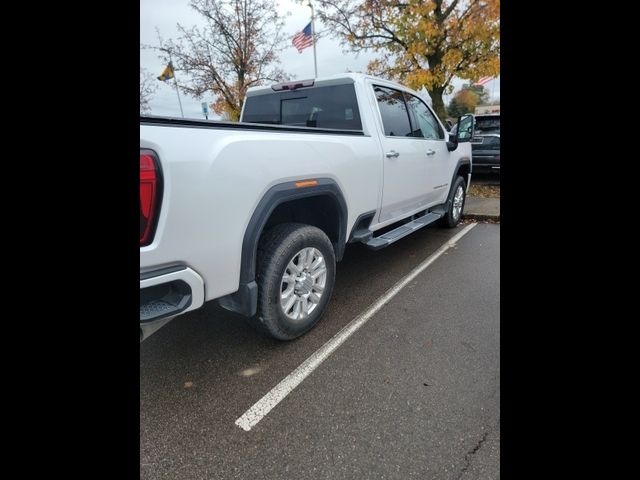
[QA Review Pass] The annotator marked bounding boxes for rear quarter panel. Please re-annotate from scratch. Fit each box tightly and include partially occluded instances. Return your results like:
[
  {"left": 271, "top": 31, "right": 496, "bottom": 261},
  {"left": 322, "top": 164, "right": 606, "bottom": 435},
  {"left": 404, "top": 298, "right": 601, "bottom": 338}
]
[{"left": 140, "top": 125, "right": 382, "bottom": 301}]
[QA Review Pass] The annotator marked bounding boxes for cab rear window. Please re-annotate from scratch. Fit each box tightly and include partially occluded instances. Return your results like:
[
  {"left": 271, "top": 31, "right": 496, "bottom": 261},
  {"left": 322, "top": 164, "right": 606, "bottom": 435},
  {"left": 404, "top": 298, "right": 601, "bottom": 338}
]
[
  {"left": 475, "top": 116, "right": 500, "bottom": 132},
  {"left": 242, "top": 84, "right": 362, "bottom": 130}
]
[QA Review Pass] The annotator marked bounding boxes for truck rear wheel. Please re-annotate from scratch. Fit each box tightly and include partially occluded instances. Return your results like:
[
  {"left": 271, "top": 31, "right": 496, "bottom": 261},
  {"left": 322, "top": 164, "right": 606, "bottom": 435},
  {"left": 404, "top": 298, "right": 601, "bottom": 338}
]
[
  {"left": 253, "top": 223, "right": 336, "bottom": 340},
  {"left": 439, "top": 176, "right": 467, "bottom": 228}
]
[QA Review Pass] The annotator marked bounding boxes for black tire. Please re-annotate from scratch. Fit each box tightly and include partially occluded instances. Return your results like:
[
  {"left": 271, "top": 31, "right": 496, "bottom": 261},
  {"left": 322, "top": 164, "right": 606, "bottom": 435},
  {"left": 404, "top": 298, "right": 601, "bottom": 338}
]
[
  {"left": 439, "top": 176, "right": 467, "bottom": 228},
  {"left": 252, "top": 223, "right": 336, "bottom": 340}
]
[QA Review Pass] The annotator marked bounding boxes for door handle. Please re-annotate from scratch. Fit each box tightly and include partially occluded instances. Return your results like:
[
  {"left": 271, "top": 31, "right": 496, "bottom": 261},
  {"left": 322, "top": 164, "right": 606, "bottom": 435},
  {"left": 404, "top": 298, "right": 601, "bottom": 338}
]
[
  {"left": 385, "top": 150, "right": 400, "bottom": 158},
  {"left": 426, "top": 149, "right": 436, "bottom": 156}
]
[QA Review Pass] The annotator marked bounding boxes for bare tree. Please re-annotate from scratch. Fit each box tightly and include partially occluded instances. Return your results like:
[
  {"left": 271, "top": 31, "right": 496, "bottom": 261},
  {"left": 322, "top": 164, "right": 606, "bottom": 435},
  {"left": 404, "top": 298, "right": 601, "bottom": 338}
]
[
  {"left": 140, "top": 67, "right": 158, "bottom": 114},
  {"left": 145, "top": 0, "right": 289, "bottom": 121}
]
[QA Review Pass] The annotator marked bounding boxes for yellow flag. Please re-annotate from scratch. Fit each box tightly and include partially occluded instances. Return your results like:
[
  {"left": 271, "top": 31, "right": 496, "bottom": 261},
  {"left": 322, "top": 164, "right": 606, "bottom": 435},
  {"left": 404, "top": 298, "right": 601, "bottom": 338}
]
[{"left": 157, "top": 62, "right": 174, "bottom": 82}]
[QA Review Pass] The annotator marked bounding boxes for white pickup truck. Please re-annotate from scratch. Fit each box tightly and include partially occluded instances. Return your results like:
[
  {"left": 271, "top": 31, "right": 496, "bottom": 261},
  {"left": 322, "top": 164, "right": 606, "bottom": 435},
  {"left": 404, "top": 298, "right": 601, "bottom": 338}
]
[{"left": 140, "top": 73, "right": 474, "bottom": 341}]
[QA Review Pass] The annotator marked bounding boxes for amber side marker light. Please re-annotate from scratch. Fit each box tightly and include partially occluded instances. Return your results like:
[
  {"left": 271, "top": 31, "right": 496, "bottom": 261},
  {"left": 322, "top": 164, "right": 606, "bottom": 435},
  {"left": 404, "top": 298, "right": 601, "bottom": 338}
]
[{"left": 295, "top": 180, "right": 318, "bottom": 188}]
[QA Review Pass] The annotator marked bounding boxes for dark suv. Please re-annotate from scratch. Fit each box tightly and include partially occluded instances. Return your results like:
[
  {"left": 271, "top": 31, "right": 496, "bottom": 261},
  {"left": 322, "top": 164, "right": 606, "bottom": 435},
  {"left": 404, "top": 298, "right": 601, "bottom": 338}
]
[
  {"left": 470, "top": 114, "right": 500, "bottom": 173},
  {"left": 451, "top": 114, "right": 500, "bottom": 173}
]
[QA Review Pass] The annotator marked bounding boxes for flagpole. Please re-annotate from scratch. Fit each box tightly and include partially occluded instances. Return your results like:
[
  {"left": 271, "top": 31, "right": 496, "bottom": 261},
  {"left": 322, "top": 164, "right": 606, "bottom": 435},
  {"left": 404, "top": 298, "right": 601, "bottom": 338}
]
[
  {"left": 492, "top": 77, "right": 497, "bottom": 103},
  {"left": 168, "top": 52, "right": 184, "bottom": 118},
  {"left": 308, "top": 1, "right": 318, "bottom": 78}
]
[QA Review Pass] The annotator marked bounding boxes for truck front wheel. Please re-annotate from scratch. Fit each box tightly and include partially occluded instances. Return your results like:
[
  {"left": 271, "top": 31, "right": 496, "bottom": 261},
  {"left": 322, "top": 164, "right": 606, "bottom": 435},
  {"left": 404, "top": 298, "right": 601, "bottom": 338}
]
[
  {"left": 439, "top": 176, "right": 467, "bottom": 228},
  {"left": 253, "top": 223, "right": 336, "bottom": 340}
]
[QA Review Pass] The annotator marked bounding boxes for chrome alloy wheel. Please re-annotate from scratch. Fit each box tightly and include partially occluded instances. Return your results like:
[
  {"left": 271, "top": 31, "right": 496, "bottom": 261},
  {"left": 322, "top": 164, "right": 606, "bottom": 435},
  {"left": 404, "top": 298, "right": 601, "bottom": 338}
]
[
  {"left": 452, "top": 185, "right": 464, "bottom": 221},
  {"left": 279, "top": 247, "right": 327, "bottom": 321}
]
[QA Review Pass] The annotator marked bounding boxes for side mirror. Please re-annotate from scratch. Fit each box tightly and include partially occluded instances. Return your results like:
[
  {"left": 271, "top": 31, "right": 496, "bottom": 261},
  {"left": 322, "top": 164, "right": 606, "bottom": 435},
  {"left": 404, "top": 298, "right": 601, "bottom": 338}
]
[
  {"left": 447, "top": 114, "right": 474, "bottom": 151},
  {"left": 446, "top": 134, "right": 458, "bottom": 151}
]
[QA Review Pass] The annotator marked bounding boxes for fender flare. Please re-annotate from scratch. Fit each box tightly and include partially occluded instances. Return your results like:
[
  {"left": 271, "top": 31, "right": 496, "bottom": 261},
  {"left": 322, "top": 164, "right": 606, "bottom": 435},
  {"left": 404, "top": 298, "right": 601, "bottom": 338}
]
[
  {"left": 445, "top": 157, "right": 472, "bottom": 205},
  {"left": 218, "top": 178, "right": 348, "bottom": 317}
]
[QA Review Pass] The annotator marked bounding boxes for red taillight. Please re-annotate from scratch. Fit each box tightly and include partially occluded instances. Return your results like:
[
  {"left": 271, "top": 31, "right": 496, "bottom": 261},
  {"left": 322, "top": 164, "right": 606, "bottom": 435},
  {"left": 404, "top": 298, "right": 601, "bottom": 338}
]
[{"left": 140, "top": 151, "right": 160, "bottom": 246}]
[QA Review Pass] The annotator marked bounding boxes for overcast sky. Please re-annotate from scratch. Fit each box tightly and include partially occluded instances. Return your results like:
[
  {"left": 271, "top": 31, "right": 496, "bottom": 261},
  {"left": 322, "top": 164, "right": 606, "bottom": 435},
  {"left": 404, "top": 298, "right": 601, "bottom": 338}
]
[{"left": 140, "top": 0, "right": 500, "bottom": 119}]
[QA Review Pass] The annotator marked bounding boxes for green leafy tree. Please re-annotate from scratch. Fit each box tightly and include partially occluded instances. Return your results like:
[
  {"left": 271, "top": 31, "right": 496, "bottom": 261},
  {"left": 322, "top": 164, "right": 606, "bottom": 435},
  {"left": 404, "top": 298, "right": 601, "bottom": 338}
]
[
  {"left": 448, "top": 89, "right": 478, "bottom": 117},
  {"left": 461, "top": 83, "right": 489, "bottom": 105}
]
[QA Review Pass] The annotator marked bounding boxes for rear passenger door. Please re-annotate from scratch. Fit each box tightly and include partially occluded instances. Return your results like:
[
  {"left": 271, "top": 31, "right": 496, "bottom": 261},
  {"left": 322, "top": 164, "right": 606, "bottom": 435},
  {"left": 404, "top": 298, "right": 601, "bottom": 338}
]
[{"left": 373, "top": 86, "right": 440, "bottom": 224}]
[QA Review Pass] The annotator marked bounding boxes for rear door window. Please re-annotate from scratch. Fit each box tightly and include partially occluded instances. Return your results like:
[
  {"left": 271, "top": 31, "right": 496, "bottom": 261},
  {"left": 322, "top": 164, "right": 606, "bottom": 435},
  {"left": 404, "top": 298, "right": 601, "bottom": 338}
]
[
  {"left": 475, "top": 116, "right": 500, "bottom": 132},
  {"left": 242, "top": 84, "right": 362, "bottom": 130},
  {"left": 373, "top": 86, "right": 412, "bottom": 137}
]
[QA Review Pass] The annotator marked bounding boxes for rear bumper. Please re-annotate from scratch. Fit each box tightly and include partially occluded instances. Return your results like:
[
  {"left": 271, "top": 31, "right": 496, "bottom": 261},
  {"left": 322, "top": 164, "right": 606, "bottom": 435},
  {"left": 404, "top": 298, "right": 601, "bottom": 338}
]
[
  {"left": 474, "top": 164, "right": 500, "bottom": 171},
  {"left": 471, "top": 155, "right": 500, "bottom": 172},
  {"left": 139, "top": 266, "right": 205, "bottom": 341}
]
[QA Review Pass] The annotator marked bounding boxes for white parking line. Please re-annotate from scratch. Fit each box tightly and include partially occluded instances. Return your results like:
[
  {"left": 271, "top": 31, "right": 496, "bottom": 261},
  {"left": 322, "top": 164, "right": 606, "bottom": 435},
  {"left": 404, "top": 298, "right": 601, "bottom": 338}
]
[{"left": 235, "top": 223, "right": 477, "bottom": 431}]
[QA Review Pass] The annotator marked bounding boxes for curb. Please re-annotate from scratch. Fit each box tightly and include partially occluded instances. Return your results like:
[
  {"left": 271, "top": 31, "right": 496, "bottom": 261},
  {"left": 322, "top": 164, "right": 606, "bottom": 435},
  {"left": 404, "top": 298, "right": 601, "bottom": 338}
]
[{"left": 462, "top": 213, "right": 500, "bottom": 222}]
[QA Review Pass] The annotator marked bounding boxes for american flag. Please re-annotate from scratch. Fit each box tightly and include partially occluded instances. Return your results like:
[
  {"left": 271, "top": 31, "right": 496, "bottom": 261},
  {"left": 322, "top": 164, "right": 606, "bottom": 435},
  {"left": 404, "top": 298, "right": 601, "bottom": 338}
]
[
  {"left": 292, "top": 22, "right": 314, "bottom": 53},
  {"left": 474, "top": 76, "right": 493, "bottom": 86}
]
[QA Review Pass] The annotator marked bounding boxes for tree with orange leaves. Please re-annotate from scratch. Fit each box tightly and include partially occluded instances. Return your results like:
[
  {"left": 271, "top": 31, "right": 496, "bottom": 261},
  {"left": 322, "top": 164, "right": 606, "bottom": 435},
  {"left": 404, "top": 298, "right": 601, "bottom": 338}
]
[
  {"left": 448, "top": 88, "right": 478, "bottom": 117},
  {"left": 313, "top": 0, "right": 500, "bottom": 121}
]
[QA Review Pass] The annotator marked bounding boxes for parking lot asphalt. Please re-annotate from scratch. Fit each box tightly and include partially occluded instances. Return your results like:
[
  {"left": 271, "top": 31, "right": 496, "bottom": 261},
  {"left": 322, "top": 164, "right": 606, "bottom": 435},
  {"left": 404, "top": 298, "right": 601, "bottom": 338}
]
[{"left": 141, "top": 223, "right": 500, "bottom": 479}]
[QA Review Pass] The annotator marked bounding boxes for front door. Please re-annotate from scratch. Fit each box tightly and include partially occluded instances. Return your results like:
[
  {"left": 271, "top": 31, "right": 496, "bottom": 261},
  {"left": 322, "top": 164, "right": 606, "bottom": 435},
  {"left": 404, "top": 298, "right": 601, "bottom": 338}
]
[{"left": 404, "top": 93, "right": 451, "bottom": 205}]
